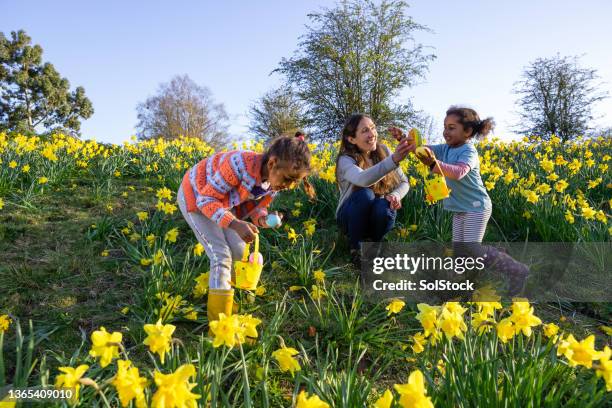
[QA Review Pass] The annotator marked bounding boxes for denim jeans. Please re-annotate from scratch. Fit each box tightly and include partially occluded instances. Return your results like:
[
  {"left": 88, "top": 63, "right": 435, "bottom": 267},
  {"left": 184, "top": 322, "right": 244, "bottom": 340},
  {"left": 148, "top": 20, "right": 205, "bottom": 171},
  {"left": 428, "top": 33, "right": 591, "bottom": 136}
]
[{"left": 337, "top": 187, "right": 396, "bottom": 250}]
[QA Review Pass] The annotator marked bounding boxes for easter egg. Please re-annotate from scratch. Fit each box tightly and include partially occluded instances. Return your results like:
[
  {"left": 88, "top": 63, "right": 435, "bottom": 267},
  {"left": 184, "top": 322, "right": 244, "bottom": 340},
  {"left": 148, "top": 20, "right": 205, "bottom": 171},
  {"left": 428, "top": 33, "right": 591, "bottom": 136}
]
[
  {"left": 266, "top": 213, "right": 281, "bottom": 228},
  {"left": 409, "top": 128, "right": 423, "bottom": 147},
  {"left": 249, "top": 252, "right": 264, "bottom": 265}
]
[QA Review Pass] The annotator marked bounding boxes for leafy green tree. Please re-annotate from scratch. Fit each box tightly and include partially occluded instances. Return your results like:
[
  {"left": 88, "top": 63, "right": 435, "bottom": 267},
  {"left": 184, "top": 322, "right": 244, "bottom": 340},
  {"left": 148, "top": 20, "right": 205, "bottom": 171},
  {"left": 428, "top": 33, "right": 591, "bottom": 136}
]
[
  {"left": 248, "top": 85, "right": 307, "bottom": 142},
  {"left": 275, "top": 0, "right": 435, "bottom": 141},
  {"left": 513, "top": 54, "right": 608, "bottom": 142},
  {"left": 0, "top": 30, "right": 93, "bottom": 135}
]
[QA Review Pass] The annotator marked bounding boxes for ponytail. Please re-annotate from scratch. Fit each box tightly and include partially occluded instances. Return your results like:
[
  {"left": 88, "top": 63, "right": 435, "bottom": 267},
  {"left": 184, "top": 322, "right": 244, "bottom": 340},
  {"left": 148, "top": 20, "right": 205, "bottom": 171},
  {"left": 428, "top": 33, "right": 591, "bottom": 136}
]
[{"left": 446, "top": 106, "right": 495, "bottom": 139}]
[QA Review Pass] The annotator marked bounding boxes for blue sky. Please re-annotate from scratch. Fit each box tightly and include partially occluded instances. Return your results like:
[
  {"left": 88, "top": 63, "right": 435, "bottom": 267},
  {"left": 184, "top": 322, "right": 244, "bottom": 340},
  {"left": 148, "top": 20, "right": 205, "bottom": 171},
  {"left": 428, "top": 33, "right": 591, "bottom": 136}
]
[{"left": 2, "top": 0, "right": 611, "bottom": 144}]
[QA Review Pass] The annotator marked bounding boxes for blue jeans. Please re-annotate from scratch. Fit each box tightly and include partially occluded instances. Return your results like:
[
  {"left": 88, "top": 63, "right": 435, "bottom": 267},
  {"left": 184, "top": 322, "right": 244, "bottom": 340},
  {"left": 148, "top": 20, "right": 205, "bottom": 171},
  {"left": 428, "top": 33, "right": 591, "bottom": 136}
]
[{"left": 337, "top": 188, "right": 396, "bottom": 250}]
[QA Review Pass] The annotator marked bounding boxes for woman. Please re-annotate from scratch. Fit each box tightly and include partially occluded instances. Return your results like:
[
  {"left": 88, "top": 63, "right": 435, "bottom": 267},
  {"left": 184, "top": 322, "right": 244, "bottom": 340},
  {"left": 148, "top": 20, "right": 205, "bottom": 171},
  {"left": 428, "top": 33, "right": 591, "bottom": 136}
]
[{"left": 335, "top": 114, "right": 413, "bottom": 266}]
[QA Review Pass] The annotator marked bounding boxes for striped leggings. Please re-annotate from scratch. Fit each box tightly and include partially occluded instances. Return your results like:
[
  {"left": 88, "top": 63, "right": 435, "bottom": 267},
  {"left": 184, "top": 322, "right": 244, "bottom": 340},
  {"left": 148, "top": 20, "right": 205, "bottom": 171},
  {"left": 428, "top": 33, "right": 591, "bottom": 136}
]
[{"left": 452, "top": 208, "right": 492, "bottom": 243}]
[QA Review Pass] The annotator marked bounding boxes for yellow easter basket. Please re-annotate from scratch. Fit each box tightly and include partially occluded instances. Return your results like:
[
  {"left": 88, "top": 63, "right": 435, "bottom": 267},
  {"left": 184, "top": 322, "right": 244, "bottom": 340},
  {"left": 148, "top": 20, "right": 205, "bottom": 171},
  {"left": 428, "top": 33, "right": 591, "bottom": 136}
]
[
  {"left": 233, "top": 234, "right": 263, "bottom": 290},
  {"left": 424, "top": 158, "right": 452, "bottom": 204}
]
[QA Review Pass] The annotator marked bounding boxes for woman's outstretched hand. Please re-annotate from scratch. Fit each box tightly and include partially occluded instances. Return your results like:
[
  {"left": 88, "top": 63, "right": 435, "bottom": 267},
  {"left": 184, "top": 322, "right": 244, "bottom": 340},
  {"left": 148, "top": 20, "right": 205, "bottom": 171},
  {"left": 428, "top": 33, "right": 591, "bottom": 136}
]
[
  {"left": 392, "top": 139, "right": 413, "bottom": 164},
  {"left": 388, "top": 126, "right": 417, "bottom": 154},
  {"left": 385, "top": 194, "right": 402, "bottom": 210}
]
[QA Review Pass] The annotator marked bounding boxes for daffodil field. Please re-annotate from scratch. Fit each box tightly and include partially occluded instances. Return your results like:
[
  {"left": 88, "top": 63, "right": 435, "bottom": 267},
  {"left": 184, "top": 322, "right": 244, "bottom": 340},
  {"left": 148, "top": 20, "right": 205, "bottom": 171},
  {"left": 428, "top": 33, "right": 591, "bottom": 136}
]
[{"left": 0, "top": 132, "right": 611, "bottom": 407}]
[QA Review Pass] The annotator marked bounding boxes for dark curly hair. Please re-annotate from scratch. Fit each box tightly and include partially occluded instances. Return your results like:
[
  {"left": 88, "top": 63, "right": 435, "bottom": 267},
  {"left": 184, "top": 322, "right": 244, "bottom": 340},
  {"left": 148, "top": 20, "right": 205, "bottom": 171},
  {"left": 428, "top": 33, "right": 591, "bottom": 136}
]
[
  {"left": 446, "top": 106, "right": 495, "bottom": 139},
  {"left": 262, "top": 133, "right": 315, "bottom": 198}
]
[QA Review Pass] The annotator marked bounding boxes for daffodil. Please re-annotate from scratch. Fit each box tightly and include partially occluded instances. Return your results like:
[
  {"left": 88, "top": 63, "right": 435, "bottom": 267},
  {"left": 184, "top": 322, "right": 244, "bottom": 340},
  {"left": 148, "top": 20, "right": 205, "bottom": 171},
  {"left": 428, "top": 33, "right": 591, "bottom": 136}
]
[
  {"left": 156, "top": 187, "right": 173, "bottom": 201},
  {"left": 509, "top": 300, "right": 541, "bottom": 337},
  {"left": 373, "top": 389, "right": 393, "bottom": 408},
  {"left": 0, "top": 314, "right": 11, "bottom": 332},
  {"left": 471, "top": 311, "right": 495, "bottom": 335},
  {"left": 153, "top": 249, "right": 164, "bottom": 265},
  {"left": 303, "top": 219, "right": 317, "bottom": 236},
  {"left": 136, "top": 211, "right": 148, "bottom": 221},
  {"left": 193, "top": 243, "right": 204, "bottom": 256},
  {"left": 272, "top": 346, "right": 301, "bottom": 376},
  {"left": 112, "top": 360, "right": 148, "bottom": 408},
  {"left": 411, "top": 332, "right": 426, "bottom": 354},
  {"left": 143, "top": 319, "right": 176, "bottom": 363},
  {"left": 543, "top": 323, "right": 559, "bottom": 339},
  {"left": 151, "top": 364, "right": 200, "bottom": 408},
  {"left": 415, "top": 303, "right": 440, "bottom": 337},
  {"left": 295, "top": 390, "right": 329, "bottom": 408},
  {"left": 209, "top": 313, "right": 242, "bottom": 348},
  {"left": 165, "top": 227, "right": 179, "bottom": 243},
  {"left": 554, "top": 179, "right": 569, "bottom": 193},
  {"left": 386, "top": 299, "right": 406, "bottom": 316},
  {"left": 496, "top": 317, "right": 515, "bottom": 343},
  {"left": 287, "top": 228, "right": 298, "bottom": 244},
  {"left": 193, "top": 272, "right": 209, "bottom": 298},
  {"left": 89, "top": 327, "right": 122, "bottom": 368},
  {"left": 237, "top": 314, "right": 261, "bottom": 339},
  {"left": 393, "top": 369, "right": 434, "bottom": 408},
  {"left": 475, "top": 301, "right": 502, "bottom": 316},
  {"left": 558, "top": 334, "right": 601, "bottom": 368},
  {"left": 311, "top": 285, "right": 326, "bottom": 300},
  {"left": 581, "top": 206, "right": 596, "bottom": 220},
  {"left": 55, "top": 365, "right": 89, "bottom": 401},
  {"left": 313, "top": 269, "right": 325, "bottom": 282},
  {"left": 439, "top": 308, "right": 467, "bottom": 340}
]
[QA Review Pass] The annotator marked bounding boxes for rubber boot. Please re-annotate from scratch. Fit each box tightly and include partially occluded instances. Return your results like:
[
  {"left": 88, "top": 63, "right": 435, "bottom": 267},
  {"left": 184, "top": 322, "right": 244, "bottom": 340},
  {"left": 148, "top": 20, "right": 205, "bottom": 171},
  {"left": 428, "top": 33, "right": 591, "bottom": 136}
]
[
  {"left": 207, "top": 288, "right": 234, "bottom": 336},
  {"left": 482, "top": 246, "right": 530, "bottom": 297}
]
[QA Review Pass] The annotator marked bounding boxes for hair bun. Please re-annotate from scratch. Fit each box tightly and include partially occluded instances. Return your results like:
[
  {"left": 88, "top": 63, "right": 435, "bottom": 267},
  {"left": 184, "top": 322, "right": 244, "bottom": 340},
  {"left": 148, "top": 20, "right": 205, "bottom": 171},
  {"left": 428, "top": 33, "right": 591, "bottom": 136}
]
[{"left": 295, "top": 131, "right": 306, "bottom": 142}]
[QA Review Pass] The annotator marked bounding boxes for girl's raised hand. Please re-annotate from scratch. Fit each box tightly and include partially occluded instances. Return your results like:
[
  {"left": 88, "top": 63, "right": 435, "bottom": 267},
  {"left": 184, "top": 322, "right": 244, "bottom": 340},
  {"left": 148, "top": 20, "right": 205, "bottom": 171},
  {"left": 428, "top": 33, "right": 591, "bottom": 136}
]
[
  {"left": 387, "top": 126, "right": 406, "bottom": 142},
  {"left": 415, "top": 146, "right": 435, "bottom": 166}
]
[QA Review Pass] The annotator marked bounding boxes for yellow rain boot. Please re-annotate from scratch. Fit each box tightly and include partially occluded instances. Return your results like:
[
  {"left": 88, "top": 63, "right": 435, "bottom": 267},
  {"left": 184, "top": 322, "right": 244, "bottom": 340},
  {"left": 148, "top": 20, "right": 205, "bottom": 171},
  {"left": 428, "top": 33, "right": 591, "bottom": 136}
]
[{"left": 207, "top": 288, "right": 234, "bottom": 336}]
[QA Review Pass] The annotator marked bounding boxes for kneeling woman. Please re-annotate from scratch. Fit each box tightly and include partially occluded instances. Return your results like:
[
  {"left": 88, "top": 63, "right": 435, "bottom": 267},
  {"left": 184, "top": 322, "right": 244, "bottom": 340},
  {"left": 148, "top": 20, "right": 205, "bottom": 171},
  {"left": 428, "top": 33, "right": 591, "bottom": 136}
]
[{"left": 335, "top": 114, "right": 412, "bottom": 265}]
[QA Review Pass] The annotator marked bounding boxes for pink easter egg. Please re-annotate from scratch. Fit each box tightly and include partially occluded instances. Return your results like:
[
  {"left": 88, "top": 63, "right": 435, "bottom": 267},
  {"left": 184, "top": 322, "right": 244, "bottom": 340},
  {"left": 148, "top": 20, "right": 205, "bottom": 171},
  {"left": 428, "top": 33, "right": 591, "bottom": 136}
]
[{"left": 249, "top": 252, "right": 263, "bottom": 265}]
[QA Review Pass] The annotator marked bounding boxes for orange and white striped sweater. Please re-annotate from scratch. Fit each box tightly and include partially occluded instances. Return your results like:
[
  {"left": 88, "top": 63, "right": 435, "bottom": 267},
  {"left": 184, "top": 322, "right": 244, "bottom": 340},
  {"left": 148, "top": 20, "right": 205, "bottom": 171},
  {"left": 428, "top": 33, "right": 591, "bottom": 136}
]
[{"left": 181, "top": 150, "right": 276, "bottom": 228}]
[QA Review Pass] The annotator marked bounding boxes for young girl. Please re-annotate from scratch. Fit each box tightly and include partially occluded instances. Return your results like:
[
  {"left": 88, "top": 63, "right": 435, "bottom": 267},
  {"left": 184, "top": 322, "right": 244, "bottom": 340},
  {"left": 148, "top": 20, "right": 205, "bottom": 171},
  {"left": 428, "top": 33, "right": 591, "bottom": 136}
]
[
  {"left": 177, "top": 134, "right": 314, "bottom": 326},
  {"left": 414, "top": 106, "right": 529, "bottom": 293},
  {"left": 335, "top": 114, "right": 412, "bottom": 266},
  {"left": 416, "top": 106, "right": 493, "bottom": 242}
]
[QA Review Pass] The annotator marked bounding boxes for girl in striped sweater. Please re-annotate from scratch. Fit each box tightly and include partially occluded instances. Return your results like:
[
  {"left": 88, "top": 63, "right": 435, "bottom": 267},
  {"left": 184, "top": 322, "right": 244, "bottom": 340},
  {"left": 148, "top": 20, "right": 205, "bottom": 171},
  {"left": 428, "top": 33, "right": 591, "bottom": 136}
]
[{"left": 177, "top": 134, "right": 314, "bottom": 327}]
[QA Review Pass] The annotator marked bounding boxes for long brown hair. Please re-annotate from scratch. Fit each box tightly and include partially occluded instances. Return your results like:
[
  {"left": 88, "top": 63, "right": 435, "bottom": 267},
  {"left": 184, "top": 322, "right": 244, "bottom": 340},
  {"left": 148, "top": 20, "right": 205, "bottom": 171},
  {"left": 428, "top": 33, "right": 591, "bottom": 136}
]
[
  {"left": 263, "top": 133, "right": 316, "bottom": 199},
  {"left": 335, "top": 114, "right": 401, "bottom": 195}
]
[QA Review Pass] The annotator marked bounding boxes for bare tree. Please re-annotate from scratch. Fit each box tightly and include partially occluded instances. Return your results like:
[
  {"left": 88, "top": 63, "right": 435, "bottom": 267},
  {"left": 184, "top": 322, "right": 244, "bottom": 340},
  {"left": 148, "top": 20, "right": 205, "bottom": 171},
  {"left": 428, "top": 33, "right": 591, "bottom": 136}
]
[
  {"left": 248, "top": 85, "right": 308, "bottom": 143},
  {"left": 136, "top": 75, "right": 230, "bottom": 149},
  {"left": 513, "top": 55, "right": 608, "bottom": 143}
]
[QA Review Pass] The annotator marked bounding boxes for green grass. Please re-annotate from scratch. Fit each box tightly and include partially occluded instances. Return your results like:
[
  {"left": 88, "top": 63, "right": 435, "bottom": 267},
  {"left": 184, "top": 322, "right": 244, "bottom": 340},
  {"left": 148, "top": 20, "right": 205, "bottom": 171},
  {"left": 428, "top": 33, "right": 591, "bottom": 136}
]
[{"left": 0, "top": 174, "right": 610, "bottom": 406}]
